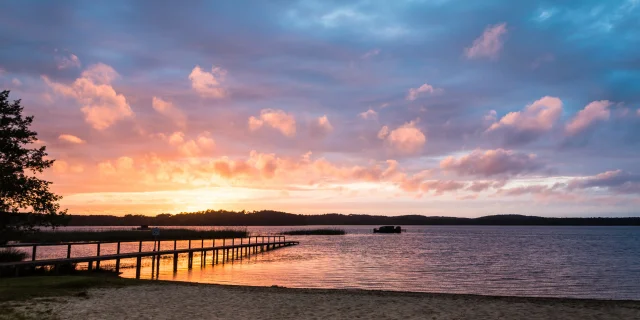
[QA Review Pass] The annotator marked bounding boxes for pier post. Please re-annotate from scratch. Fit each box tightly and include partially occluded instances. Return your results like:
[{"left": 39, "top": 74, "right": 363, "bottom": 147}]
[
  {"left": 139, "top": 241, "right": 142, "bottom": 253},
  {"left": 67, "top": 244, "right": 71, "bottom": 259},
  {"left": 215, "top": 249, "right": 219, "bottom": 265},
  {"left": 157, "top": 240, "right": 161, "bottom": 267},
  {"left": 188, "top": 252, "right": 193, "bottom": 269},
  {"left": 88, "top": 260, "right": 93, "bottom": 271},
  {"left": 201, "top": 239, "right": 205, "bottom": 266},
  {"left": 115, "top": 242, "right": 121, "bottom": 273},
  {"left": 136, "top": 256, "right": 141, "bottom": 279},
  {"left": 96, "top": 243, "right": 101, "bottom": 269},
  {"left": 32, "top": 245, "right": 36, "bottom": 261},
  {"left": 173, "top": 252, "right": 178, "bottom": 272},
  {"left": 248, "top": 237, "right": 251, "bottom": 256}
]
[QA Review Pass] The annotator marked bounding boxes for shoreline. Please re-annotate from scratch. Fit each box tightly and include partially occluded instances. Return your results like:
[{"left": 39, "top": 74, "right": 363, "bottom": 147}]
[{"left": 5, "top": 278, "right": 640, "bottom": 319}]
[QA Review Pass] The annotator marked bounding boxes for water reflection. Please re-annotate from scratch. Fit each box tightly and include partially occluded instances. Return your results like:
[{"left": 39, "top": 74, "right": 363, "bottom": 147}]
[{"left": 28, "top": 226, "right": 640, "bottom": 300}]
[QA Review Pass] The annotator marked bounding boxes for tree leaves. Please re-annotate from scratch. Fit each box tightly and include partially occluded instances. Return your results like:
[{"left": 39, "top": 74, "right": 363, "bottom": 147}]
[{"left": 0, "top": 90, "right": 67, "bottom": 243}]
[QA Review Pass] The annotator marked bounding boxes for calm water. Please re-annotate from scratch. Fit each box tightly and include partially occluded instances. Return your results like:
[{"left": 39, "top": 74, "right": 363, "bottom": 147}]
[{"left": 25, "top": 226, "right": 640, "bottom": 300}]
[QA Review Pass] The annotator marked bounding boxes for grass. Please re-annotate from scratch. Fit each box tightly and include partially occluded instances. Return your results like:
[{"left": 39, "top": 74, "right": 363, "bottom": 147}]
[
  {"left": 0, "top": 275, "right": 146, "bottom": 320},
  {"left": 280, "top": 229, "right": 345, "bottom": 235},
  {"left": 10, "top": 228, "right": 249, "bottom": 243},
  {"left": 0, "top": 248, "right": 29, "bottom": 262},
  {"left": 0, "top": 275, "right": 142, "bottom": 302}
]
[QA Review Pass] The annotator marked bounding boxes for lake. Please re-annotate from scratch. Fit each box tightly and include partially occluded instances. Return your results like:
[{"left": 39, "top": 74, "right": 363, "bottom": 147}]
[{"left": 26, "top": 226, "right": 640, "bottom": 300}]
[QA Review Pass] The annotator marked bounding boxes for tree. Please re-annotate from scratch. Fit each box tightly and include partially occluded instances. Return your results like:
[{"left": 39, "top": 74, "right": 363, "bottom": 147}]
[{"left": 0, "top": 90, "right": 67, "bottom": 243}]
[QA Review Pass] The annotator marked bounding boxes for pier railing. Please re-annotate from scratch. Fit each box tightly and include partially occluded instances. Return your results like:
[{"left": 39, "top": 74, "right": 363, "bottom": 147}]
[{"left": 0, "top": 236, "right": 299, "bottom": 278}]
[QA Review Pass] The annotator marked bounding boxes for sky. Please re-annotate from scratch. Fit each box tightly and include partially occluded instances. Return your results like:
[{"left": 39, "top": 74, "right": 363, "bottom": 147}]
[{"left": 1, "top": 0, "right": 639, "bottom": 217}]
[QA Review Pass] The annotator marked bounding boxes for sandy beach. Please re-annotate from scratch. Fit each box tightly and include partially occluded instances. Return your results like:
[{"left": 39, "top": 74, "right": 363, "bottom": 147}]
[{"left": 6, "top": 282, "right": 640, "bottom": 320}]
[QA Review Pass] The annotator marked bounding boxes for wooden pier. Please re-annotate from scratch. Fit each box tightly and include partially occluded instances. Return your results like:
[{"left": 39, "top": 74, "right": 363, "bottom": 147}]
[{"left": 0, "top": 236, "right": 299, "bottom": 278}]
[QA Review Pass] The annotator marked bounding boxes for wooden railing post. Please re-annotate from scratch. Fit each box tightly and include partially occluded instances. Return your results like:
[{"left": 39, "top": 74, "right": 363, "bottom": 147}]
[
  {"left": 32, "top": 245, "right": 37, "bottom": 261},
  {"left": 115, "top": 242, "right": 121, "bottom": 273},
  {"left": 67, "top": 244, "right": 71, "bottom": 259},
  {"left": 156, "top": 240, "right": 161, "bottom": 267},
  {"left": 173, "top": 252, "right": 178, "bottom": 272},
  {"left": 136, "top": 256, "right": 141, "bottom": 279},
  {"left": 201, "top": 239, "right": 205, "bottom": 266},
  {"left": 96, "top": 243, "right": 101, "bottom": 269}
]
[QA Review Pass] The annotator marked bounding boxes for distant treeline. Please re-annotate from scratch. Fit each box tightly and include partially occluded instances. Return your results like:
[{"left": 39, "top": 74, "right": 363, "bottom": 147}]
[{"left": 65, "top": 210, "right": 640, "bottom": 226}]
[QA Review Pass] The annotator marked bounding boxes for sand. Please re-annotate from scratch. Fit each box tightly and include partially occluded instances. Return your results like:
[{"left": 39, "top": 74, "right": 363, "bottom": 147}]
[{"left": 7, "top": 283, "right": 640, "bottom": 320}]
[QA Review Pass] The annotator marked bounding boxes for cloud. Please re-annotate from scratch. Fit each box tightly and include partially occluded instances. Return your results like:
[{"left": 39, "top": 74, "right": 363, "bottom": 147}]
[
  {"left": 189, "top": 65, "right": 227, "bottom": 98},
  {"left": 565, "top": 100, "right": 613, "bottom": 136},
  {"left": 361, "top": 49, "right": 380, "bottom": 59},
  {"left": 483, "top": 110, "right": 497, "bottom": 123},
  {"left": 419, "top": 180, "right": 466, "bottom": 195},
  {"left": 406, "top": 83, "right": 442, "bottom": 101},
  {"left": 487, "top": 96, "right": 563, "bottom": 145},
  {"left": 58, "top": 134, "right": 85, "bottom": 144},
  {"left": 465, "top": 23, "right": 508, "bottom": 60},
  {"left": 248, "top": 109, "right": 296, "bottom": 137},
  {"left": 377, "top": 126, "right": 389, "bottom": 139},
  {"left": 440, "top": 149, "right": 543, "bottom": 177},
  {"left": 43, "top": 63, "right": 133, "bottom": 130},
  {"left": 567, "top": 170, "right": 640, "bottom": 194},
  {"left": 152, "top": 96, "right": 186, "bottom": 128},
  {"left": 52, "top": 160, "right": 84, "bottom": 174},
  {"left": 466, "top": 181, "right": 503, "bottom": 192},
  {"left": 309, "top": 115, "right": 333, "bottom": 138},
  {"left": 11, "top": 78, "right": 21, "bottom": 86},
  {"left": 56, "top": 53, "right": 81, "bottom": 69},
  {"left": 359, "top": 108, "right": 378, "bottom": 119},
  {"left": 380, "top": 120, "right": 426, "bottom": 154},
  {"left": 162, "top": 131, "right": 215, "bottom": 157}
]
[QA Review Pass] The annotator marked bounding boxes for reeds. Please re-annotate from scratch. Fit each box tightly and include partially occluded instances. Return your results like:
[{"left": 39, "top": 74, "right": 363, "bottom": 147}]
[
  {"left": 0, "top": 248, "right": 28, "bottom": 263},
  {"left": 11, "top": 228, "right": 249, "bottom": 243}
]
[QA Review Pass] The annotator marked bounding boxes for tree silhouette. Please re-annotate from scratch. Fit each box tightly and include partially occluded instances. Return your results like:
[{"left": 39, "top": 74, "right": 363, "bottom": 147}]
[{"left": 0, "top": 90, "right": 66, "bottom": 243}]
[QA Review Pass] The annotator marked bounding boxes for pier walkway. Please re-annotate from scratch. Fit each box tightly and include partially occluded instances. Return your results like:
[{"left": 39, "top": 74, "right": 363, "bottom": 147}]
[{"left": 0, "top": 236, "right": 299, "bottom": 278}]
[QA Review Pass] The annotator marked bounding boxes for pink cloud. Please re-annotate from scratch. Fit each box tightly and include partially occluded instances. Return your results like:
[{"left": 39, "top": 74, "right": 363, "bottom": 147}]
[
  {"left": 161, "top": 131, "right": 215, "bottom": 157},
  {"left": 379, "top": 120, "right": 426, "bottom": 154},
  {"left": 440, "top": 149, "right": 543, "bottom": 177},
  {"left": 377, "top": 125, "right": 389, "bottom": 139},
  {"left": 248, "top": 109, "right": 297, "bottom": 137},
  {"left": 43, "top": 63, "right": 134, "bottom": 130},
  {"left": 465, "top": 23, "right": 508, "bottom": 60},
  {"left": 52, "top": 160, "right": 84, "bottom": 174},
  {"left": 419, "top": 180, "right": 466, "bottom": 195},
  {"left": 189, "top": 65, "right": 227, "bottom": 98},
  {"left": 466, "top": 181, "right": 501, "bottom": 192},
  {"left": 56, "top": 53, "right": 81, "bottom": 70},
  {"left": 152, "top": 96, "right": 186, "bottom": 128},
  {"left": 406, "top": 83, "right": 442, "bottom": 101},
  {"left": 565, "top": 100, "right": 612, "bottom": 136},
  {"left": 359, "top": 108, "right": 378, "bottom": 119},
  {"left": 309, "top": 115, "right": 333, "bottom": 138},
  {"left": 487, "top": 96, "right": 562, "bottom": 144},
  {"left": 58, "top": 134, "right": 85, "bottom": 144},
  {"left": 567, "top": 170, "right": 640, "bottom": 194}
]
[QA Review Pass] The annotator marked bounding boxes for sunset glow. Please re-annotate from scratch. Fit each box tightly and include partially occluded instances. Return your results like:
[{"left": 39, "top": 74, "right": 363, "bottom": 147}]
[{"left": 2, "top": 1, "right": 639, "bottom": 216}]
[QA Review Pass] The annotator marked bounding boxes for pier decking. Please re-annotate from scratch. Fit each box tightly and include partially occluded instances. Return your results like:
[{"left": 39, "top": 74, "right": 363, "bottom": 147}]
[{"left": 0, "top": 236, "right": 299, "bottom": 278}]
